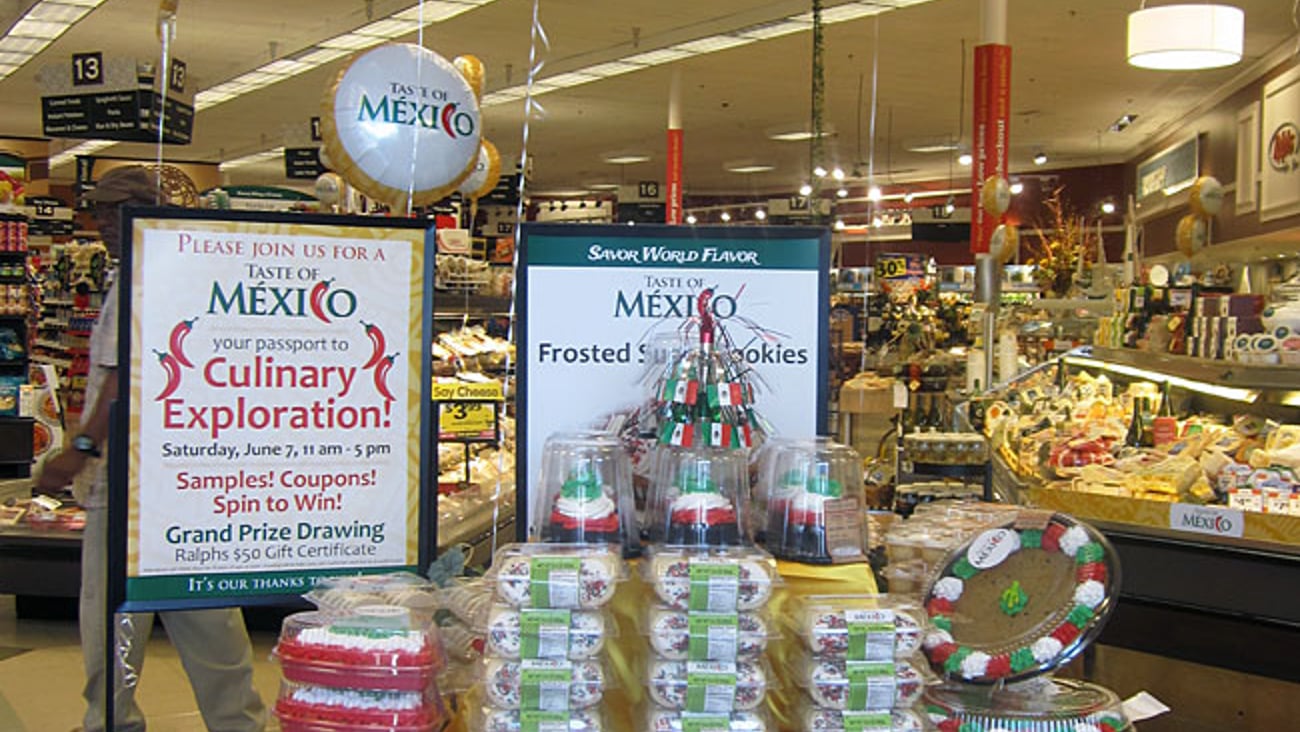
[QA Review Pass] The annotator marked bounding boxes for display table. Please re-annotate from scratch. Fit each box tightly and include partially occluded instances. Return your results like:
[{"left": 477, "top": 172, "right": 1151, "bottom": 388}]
[{"left": 440, "top": 559, "right": 880, "bottom": 732}]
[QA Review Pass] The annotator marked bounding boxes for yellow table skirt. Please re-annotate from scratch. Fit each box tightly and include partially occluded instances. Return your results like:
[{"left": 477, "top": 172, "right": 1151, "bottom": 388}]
[{"left": 443, "top": 559, "right": 880, "bottom": 731}]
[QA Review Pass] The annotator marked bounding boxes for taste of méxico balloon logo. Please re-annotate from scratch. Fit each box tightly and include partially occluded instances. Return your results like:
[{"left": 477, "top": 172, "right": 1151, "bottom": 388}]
[{"left": 1269, "top": 122, "right": 1299, "bottom": 173}]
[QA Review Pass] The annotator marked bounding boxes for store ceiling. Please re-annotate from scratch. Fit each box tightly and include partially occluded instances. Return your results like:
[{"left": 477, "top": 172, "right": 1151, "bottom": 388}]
[{"left": 0, "top": 0, "right": 1296, "bottom": 197}]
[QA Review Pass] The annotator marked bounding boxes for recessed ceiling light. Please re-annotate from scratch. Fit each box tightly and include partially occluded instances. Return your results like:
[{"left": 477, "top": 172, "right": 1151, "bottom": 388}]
[
  {"left": 1101, "top": 201, "right": 1117, "bottom": 214},
  {"left": 798, "top": 183, "right": 813, "bottom": 196},
  {"left": 1010, "top": 182, "right": 1025, "bottom": 195},
  {"left": 903, "top": 191, "right": 915, "bottom": 203},
  {"left": 724, "top": 161, "right": 775, "bottom": 174},
  {"left": 587, "top": 182, "right": 621, "bottom": 191},
  {"left": 813, "top": 166, "right": 828, "bottom": 178},
  {"left": 867, "top": 186, "right": 882, "bottom": 202},
  {"left": 768, "top": 125, "right": 834, "bottom": 142},
  {"left": 1034, "top": 152, "right": 1048, "bottom": 165},
  {"left": 720, "top": 212, "right": 732, "bottom": 222},
  {"left": 686, "top": 214, "right": 698, "bottom": 224},
  {"left": 831, "top": 168, "right": 845, "bottom": 181},
  {"left": 958, "top": 153, "right": 973, "bottom": 166},
  {"left": 1109, "top": 114, "right": 1138, "bottom": 132},
  {"left": 834, "top": 219, "right": 846, "bottom": 230},
  {"left": 755, "top": 209, "right": 767, "bottom": 220},
  {"left": 602, "top": 153, "right": 651, "bottom": 165},
  {"left": 836, "top": 188, "right": 849, "bottom": 198}
]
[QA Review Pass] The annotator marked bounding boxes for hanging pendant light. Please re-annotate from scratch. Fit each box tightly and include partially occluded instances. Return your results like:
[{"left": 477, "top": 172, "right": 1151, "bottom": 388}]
[{"left": 1127, "top": 3, "right": 1244, "bottom": 70}]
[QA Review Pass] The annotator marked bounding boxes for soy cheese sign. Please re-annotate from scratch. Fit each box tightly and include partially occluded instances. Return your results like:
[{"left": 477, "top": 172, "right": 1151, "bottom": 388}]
[
  {"left": 519, "top": 224, "right": 829, "bottom": 536},
  {"left": 124, "top": 213, "right": 428, "bottom": 606}
]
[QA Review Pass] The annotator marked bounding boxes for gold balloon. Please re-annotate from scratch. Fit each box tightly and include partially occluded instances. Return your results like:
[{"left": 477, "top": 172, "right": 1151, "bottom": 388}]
[
  {"left": 455, "top": 55, "right": 485, "bottom": 100},
  {"left": 1189, "top": 176, "right": 1224, "bottom": 217},
  {"left": 981, "top": 176, "right": 1011, "bottom": 216},
  {"left": 1176, "top": 214, "right": 1207, "bottom": 257},
  {"left": 471, "top": 139, "right": 502, "bottom": 200},
  {"left": 990, "top": 223, "right": 1020, "bottom": 264}
]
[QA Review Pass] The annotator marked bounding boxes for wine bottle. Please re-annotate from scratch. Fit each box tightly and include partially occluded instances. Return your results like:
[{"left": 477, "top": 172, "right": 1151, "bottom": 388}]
[
  {"left": 969, "top": 380, "right": 987, "bottom": 432},
  {"left": 927, "top": 393, "right": 945, "bottom": 432},
  {"left": 1152, "top": 382, "right": 1178, "bottom": 448},
  {"left": 1139, "top": 398, "right": 1156, "bottom": 448},
  {"left": 1124, "top": 397, "right": 1145, "bottom": 448}
]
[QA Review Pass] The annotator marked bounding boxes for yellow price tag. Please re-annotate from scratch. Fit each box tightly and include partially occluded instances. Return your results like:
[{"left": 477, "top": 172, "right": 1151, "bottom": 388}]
[
  {"left": 438, "top": 401, "right": 497, "bottom": 440},
  {"left": 876, "top": 256, "right": 908, "bottom": 279}
]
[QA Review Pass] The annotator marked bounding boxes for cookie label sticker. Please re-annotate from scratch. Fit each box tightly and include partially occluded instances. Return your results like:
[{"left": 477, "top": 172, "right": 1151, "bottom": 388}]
[
  {"left": 688, "top": 612, "right": 740, "bottom": 662},
  {"left": 966, "top": 528, "right": 1021, "bottom": 569},
  {"left": 842, "top": 711, "right": 894, "bottom": 732},
  {"left": 844, "top": 609, "right": 895, "bottom": 662},
  {"left": 521, "top": 609, "right": 571, "bottom": 659},
  {"left": 681, "top": 715, "right": 732, "bottom": 732},
  {"left": 846, "top": 661, "right": 896, "bottom": 710},
  {"left": 520, "top": 710, "right": 571, "bottom": 732},
  {"left": 686, "top": 661, "right": 738, "bottom": 713},
  {"left": 531, "top": 557, "right": 581, "bottom": 608},
  {"left": 520, "top": 659, "right": 573, "bottom": 711},
  {"left": 688, "top": 561, "right": 740, "bottom": 612}
]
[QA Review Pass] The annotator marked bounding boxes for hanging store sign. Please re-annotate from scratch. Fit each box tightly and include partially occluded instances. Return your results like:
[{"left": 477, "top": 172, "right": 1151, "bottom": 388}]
[
  {"left": 970, "top": 43, "right": 1011, "bottom": 254},
  {"left": 321, "top": 43, "right": 482, "bottom": 209},
  {"left": 1136, "top": 136, "right": 1199, "bottom": 202},
  {"left": 516, "top": 223, "right": 830, "bottom": 539},
  {"left": 39, "top": 53, "right": 194, "bottom": 144},
  {"left": 113, "top": 209, "right": 435, "bottom": 610},
  {"left": 1260, "top": 65, "right": 1300, "bottom": 222},
  {"left": 284, "top": 148, "right": 325, "bottom": 180}
]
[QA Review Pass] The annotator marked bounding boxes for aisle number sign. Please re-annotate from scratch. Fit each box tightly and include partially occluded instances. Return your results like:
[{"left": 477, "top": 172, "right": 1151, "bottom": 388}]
[{"left": 115, "top": 209, "right": 435, "bottom": 610}]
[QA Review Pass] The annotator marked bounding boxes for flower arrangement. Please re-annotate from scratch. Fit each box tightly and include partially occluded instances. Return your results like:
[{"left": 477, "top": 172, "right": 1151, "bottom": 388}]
[{"left": 1024, "top": 187, "right": 1099, "bottom": 298}]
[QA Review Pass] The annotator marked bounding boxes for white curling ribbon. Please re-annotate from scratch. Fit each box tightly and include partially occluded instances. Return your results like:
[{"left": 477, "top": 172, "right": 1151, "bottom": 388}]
[
  {"left": 1031, "top": 636, "right": 1064, "bottom": 663},
  {"left": 1058, "top": 525, "right": 1091, "bottom": 558},
  {"left": 960, "top": 650, "right": 991, "bottom": 679},
  {"left": 1074, "top": 580, "right": 1107, "bottom": 609},
  {"left": 932, "top": 576, "right": 964, "bottom": 602}
]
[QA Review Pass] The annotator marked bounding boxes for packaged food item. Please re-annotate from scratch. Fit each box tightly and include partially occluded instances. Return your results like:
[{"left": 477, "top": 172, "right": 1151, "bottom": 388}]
[
  {"left": 273, "top": 609, "right": 446, "bottom": 691},
  {"left": 800, "top": 657, "right": 925, "bottom": 711},
  {"left": 485, "top": 605, "right": 608, "bottom": 660},
  {"left": 477, "top": 706, "right": 604, "bottom": 732},
  {"left": 796, "top": 595, "right": 922, "bottom": 659},
  {"left": 305, "top": 572, "right": 438, "bottom": 621},
  {"left": 533, "top": 431, "right": 639, "bottom": 554},
  {"left": 487, "top": 543, "right": 624, "bottom": 609},
  {"left": 645, "top": 606, "right": 772, "bottom": 661},
  {"left": 880, "top": 561, "right": 927, "bottom": 596},
  {"left": 764, "top": 438, "right": 867, "bottom": 564},
  {"left": 647, "top": 709, "right": 769, "bottom": 731},
  {"left": 923, "top": 677, "right": 1133, "bottom": 731},
  {"left": 646, "top": 659, "right": 769, "bottom": 712},
  {"left": 648, "top": 446, "right": 749, "bottom": 547},
  {"left": 273, "top": 680, "right": 446, "bottom": 732},
  {"left": 643, "top": 546, "right": 778, "bottom": 612},
  {"left": 482, "top": 658, "right": 606, "bottom": 710},
  {"left": 433, "top": 576, "right": 494, "bottom": 627},
  {"left": 920, "top": 512, "right": 1119, "bottom": 684},
  {"left": 801, "top": 705, "right": 925, "bottom": 732}
]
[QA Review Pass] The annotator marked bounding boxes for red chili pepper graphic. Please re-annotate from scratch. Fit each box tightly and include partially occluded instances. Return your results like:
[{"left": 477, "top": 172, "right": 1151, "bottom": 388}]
[
  {"left": 153, "top": 349, "right": 182, "bottom": 401},
  {"left": 360, "top": 320, "right": 386, "bottom": 370},
  {"left": 168, "top": 317, "right": 198, "bottom": 368},
  {"left": 309, "top": 278, "right": 334, "bottom": 323},
  {"left": 1271, "top": 125, "right": 1297, "bottom": 169},
  {"left": 374, "top": 352, "right": 398, "bottom": 402},
  {"left": 442, "top": 103, "right": 458, "bottom": 139}
]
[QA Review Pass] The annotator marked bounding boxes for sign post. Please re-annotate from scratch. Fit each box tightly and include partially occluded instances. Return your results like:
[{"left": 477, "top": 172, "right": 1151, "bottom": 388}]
[{"left": 113, "top": 209, "right": 434, "bottom": 610}]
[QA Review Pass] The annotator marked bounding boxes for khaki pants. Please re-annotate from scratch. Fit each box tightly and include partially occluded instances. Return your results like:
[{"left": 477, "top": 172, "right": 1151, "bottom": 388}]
[{"left": 79, "top": 504, "right": 267, "bottom": 732}]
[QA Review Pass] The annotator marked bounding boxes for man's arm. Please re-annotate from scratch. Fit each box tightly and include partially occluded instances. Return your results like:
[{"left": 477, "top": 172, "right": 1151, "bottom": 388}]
[{"left": 34, "top": 366, "right": 117, "bottom": 492}]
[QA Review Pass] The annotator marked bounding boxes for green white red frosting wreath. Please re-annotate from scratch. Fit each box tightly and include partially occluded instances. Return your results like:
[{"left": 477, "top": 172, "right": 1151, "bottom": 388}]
[{"left": 921, "top": 518, "right": 1112, "bottom": 683}]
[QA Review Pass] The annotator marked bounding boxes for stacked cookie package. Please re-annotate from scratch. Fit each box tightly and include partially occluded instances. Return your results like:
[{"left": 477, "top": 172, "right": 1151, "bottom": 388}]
[
  {"left": 790, "top": 594, "right": 929, "bottom": 731},
  {"left": 641, "top": 545, "right": 779, "bottom": 732},
  {"left": 270, "top": 573, "right": 450, "bottom": 732},
  {"left": 474, "top": 543, "right": 626, "bottom": 731}
]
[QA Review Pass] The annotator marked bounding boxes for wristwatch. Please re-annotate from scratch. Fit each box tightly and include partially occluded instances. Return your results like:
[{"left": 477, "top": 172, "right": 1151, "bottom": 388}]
[{"left": 72, "top": 434, "right": 101, "bottom": 458}]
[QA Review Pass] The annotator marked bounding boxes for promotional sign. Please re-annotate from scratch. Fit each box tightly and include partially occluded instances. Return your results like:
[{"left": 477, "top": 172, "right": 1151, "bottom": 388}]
[
  {"left": 969, "top": 43, "right": 1010, "bottom": 254},
  {"left": 1260, "top": 65, "right": 1300, "bottom": 222},
  {"left": 1136, "top": 136, "right": 1198, "bottom": 202},
  {"left": 39, "top": 53, "right": 194, "bottom": 144},
  {"left": 114, "top": 209, "right": 434, "bottom": 610},
  {"left": 667, "top": 129, "right": 684, "bottom": 224},
  {"left": 517, "top": 224, "right": 829, "bottom": 538}
]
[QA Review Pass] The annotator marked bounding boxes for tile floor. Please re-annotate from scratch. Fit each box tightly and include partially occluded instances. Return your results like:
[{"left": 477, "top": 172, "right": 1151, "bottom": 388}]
[{"left": 0, "top": 596, "right": 283, "bottom": 732}]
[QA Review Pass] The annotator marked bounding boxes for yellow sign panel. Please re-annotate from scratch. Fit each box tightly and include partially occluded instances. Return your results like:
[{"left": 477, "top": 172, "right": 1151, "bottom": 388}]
[
  {"left": 432, "top": 380, "right": 504, "bottom": 402},
  {"left": 438, "top": 401, "right": 497, "bottom": 440}
]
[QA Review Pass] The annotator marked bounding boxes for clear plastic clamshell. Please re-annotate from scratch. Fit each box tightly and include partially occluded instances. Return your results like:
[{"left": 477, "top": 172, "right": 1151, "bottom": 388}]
[
  {"left": 646, "top": 659, "right": 771, "bottom": 713},
  {"left": 476, "top": 705, "right": 605, "bottom": 732},
  {"left": 647, "top": 446, "right": 750, "bottom": 547},
  {"left": 644, "top": 605, "right": 774, "bottom": 662},
  {"left": 272, "top": 679, "right": 446, "bottom": 732},
  {"left": 647, "top": 708, "right": 770, "bottom": 732},
  {"left": 533, "top": 431, "right": 639, "bottom": 555},
  {"left": 923, "top": 677, "right": 1133, "bottom": 732},
  {"left": 304, "top": 572, "right": 438, "bottom": 622},
  {"left": 484, "top": 604, "right": 610, "bottom": 660},
  {"left": 642, "top": 545, "right": 779, "bottom": 613},
  {"left": 798, "top": 656, "right": 926, "bottom": 711},
  {"left": 486, "top": 543, "right": 626, "bottom": 610},
  {"left": 801, "top": 704, "right": 926, "bottom": 732},
  {"left": 795, "top": 594, "right": 923, "bottom": 660},
  {"left": 273, "top": 609, "right": 447, "bottom": 692},
  {"left": 763, "top": 438, "right": 867, "bottom": 564},
  {"left": 482, "top": 658, "right": 608, "bottom": 711}
]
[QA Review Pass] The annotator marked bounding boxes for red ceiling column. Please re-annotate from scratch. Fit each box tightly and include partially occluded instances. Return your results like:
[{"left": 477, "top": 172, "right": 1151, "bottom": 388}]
[
  {"left": 666, "top": 70, "right": 684, "bottom": 225},
  {"left": 971, "top": 0, "right": 1010, "bottom": 255}
]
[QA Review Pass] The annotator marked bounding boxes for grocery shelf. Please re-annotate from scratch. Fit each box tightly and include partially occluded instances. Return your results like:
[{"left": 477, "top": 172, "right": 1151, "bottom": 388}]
[
  {"left": 432, "top": 293, "right": 513, "bottom": 318},
  {"left": 1078, "top": 345, "right": 1300, "bottom": 391}
]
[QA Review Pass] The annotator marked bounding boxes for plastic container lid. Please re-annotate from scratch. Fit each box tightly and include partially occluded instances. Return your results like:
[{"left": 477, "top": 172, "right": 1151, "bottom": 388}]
[
  {"left": 274, "top": 610, "right": 447, "bottom": 692},
  {"left": 437, "top": 616, "right": 485, "bottom": 663},
  {"left": 647, "top": 659, "right": 771, "bottom": 713},
  {"left": 763, "top": 439, "right": 868, "bottom": 565},
  {"left": 482, "top": 658, "right": 608, "bottom": 710},
  {"left": 648, "top": 708, "right": 770, "bottom": 732},
  {"left": 532, "top": 431, "right": 640, "bottom": 556},
  {"left": 272, "top": 680, "right": 445, "bottom": 732},
  {"left": 647, "top": 446, "right": 750, "bottom": 547},
  {"left": 923, "top": 677, "right": 1132, "bottom": 732},
  {"left": 484, "top": 605, "right": 610, "bottom": 660},
  {"left": 795, "top": 594, "right": 923, "bottom": 660},
  {"left": 799, "top": 657, "right": 925, "bottom": 711},
  {"left": 477, "top": 706, "right": 604, "bottom": 732},
  {"left": 305, "top": 572, "right": 437, "bottom": 620},
  {"left": 645, "top": 606, "right": 774, "bottom": 662},
  {"left": 800, "top": 704, "right": 925, "bottom": 732},
  {"left": 919, "top": 511, "right": 1120, "bottom": 684},
  {"left": 487, "top": 543, "right": 625, "bottom": 610},
  {"left": 433, "top": 576, "right": 494, "bottom": 627},
  {"left": 643, "top": 545, "right": 779, "bottom": 612}
]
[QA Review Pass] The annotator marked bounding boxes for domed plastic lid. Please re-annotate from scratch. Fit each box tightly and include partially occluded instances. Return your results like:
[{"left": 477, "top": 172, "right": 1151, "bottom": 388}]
[
  {"left": 763, "top": 439, "right": 867, "bottom": 564},
  {"left": 920, "top": 511, "right": 1120, "bottom": 684},
  {"left": 647, "top": 446, "right": 750, "bottom": 547},
  {"left": 533, "top": 431, "right": 639, "bottom": 555},
  {"left": 923, "top": 677, "right": 1132, "bottom": 732}
]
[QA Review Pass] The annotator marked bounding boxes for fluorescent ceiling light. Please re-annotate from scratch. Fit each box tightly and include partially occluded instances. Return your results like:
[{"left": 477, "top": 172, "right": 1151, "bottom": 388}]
[
  {"left": 725, "top": 162, "right": 776, "bottom": 174},
  {"left": 481, "top": 88, "right": 528, "bottom": 105},
  {"left": 623, "top": 48, "right": 693, "bottom": 66},
  {"left": 48, "top": 139, "right": 116, "bottom": 169},
  {"left": 736, "top": 20, "right": 811, "bottom": 39},
  {"left": 603, "top": 153, "right": 651, "bottom": 164},
  {"left": 51, "top": 0, "right": 106, "bottom": 6},
  {"left": 262, "top": 59, "right": 312, "bottom": 76},
  {"left": 1127, "top": 3, "right": 1243, "bottom": 70},
  {"left": 817, "top": 3, "right": 886, "bottom": 23},
  {"left": 26, "top": 3, "right": 90, "bottom": 23},
  {"left": 769, "top": 129, "right": 833, "bottom": 141},
  {"left": 1063, "top": 355, "right": 1258, "bottom": 403},
  {"left": 296, "top": 47, "right": 350, "bottom": 65},
  {"left": 394, "top": 3, "right": 474, "bottom": 22},
  {"left": 9, "top": 19, "right": 68, "bottom": 39},
  {"left": 0, "top": 36, "right": 46, "bottom": 53},
  {"left": 587, "top": 183, "right": 621, "bottom": 190},
  {"left": 220, "top": 147, "right": 286, "bottom": 171},
  {"left": 583, "top": 61, "right": 645, "bottom": 78},
  {"left": 318, "top": 32, "right": 385, "bottom": 50},
  {"left": 907, "top": 142, "right": 960, "bottom": 153},
  {"left": 541, "top": 71, "right": 598, "bottom": 89},
  {"left": 672, "top": 36, "right": 752, "bottom": 54},
  {"left": 0, "top": 51, "right": 33, "bottom": 65},
  {"left": 357, "top": 19, "right": 421, "bottom": 38}
]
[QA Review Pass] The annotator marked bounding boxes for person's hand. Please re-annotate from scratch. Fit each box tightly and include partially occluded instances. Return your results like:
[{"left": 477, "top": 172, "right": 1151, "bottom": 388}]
[{"left": 34, "top": 449, "right": 87, "bottom": 495}]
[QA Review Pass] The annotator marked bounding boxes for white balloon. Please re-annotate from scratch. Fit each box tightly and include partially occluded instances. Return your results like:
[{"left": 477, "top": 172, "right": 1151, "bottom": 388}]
[
  {"left": 314, "top": 172, "right": 342, "bottom": 206},
  {"left": 458, "top": 143, "right": 492, "bottom": 196}
]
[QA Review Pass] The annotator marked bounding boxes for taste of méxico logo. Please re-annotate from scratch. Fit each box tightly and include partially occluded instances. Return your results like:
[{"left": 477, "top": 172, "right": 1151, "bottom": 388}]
[{"left": 1269, "top": 122, "right": 1299, "bottom": 173}]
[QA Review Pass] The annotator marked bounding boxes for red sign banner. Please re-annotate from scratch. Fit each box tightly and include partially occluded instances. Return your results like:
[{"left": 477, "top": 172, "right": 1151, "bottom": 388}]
[
  {"left": 970, "top": 43, "right": 1011, "bottom": 254},
  {"left": 666, "top": 127, "right": 683, "bottom": 224}
]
